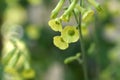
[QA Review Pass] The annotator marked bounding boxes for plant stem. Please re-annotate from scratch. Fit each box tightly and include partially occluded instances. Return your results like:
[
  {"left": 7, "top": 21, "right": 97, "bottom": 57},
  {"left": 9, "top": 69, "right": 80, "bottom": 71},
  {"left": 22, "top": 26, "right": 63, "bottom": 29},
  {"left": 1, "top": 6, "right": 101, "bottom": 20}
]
[
  {"left": 70, "top": 0, "right": 88, "bottom": 79},
  {"left": 51, "top": 0, "right": 65, "bottom": 18},
  {"left": 69, "top": 0, "right": 79, "bottom": 24},
  {"left": 77, "top": 58, "right": 83, "bottom": 64},
  {"left": 78, "top": 0, "right": 88, "bottom": 80},
  {"left": 93, "top": 13, "right": 100, "bottom": 80}
]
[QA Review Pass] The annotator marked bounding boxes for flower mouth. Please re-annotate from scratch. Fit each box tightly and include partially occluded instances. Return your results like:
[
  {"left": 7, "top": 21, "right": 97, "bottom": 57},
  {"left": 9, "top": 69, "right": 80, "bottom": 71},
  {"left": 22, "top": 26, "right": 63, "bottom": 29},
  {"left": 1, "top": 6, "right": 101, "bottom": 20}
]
[
  {"left": 61, "top": 26, "right": 79, "bottom": 43},
  {"left": 55, "top": 21, "right": 60, "bottom": 25},
  {"left": 68, "top": 29, "right": 75, "bottom": 36},
  {"left": 53, "top": 36, "right": 69, "bottom": 50},
  {"left": 60, "top": 37, "right": 65, "bottom": 42},
  {"left": 48, "top": 19, "right": 62, "bottom": 32}
]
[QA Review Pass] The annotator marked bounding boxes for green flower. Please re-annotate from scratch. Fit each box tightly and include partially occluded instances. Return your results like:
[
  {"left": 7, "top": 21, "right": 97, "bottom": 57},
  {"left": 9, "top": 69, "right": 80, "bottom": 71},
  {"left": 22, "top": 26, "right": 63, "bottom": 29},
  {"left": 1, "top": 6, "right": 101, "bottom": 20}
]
[
  {"left": 60, "top": 12, "right": 72, "bottom": 22},
  {"left": 88, "top": 0, "right": 103, "bottom": 13},
  {"left": 81, "top": 27, "right": 89, "bottom": 37},
  {"left": 75, "top": 4, "right": 86, "bottom": 14},
  {"left": 61, "top": 26, "right": 79, "bottom": 43},
  {"left": 4, "top": 67, "right": 18, "bottom": 75},
  {"left": 4, "top": 67, "right": 21, "bottom": 80},
  {"left": 48, "top": 19, "right": 62, "bottom": 32},
  {"left": 60, "top": 0, "right": 78, "bottom": 21},
  {"left": 53, "top": 36, "right": 69, "bottom": 50},
  {"left": 82, "top": 9, "right": 94, "bottom": 22},
  {"left": 21, "top": 69, "right": 35, "bottom": 79}
]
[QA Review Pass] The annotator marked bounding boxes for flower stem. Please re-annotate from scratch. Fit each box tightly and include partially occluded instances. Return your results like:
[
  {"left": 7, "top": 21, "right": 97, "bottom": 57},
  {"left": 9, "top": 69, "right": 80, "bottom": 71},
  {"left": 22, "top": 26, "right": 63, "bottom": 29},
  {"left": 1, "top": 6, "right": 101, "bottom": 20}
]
[
  {"left": 69, "top": 0, "right": 88, "bottom": 79},
  {"left": 61, "top": 0, "right": 78, "bottom": 21},
  {"left": 93, "top": 13, "right": 100, "bottom": 80},
  {"left": 69, "top": 0, "right": 78, "bottom": 24},
  {"left": 51, "top": 0, "right": 65, "bottom": 19},
  {"left": 78, "top": 0, "right": 88, "bottom": 80}
]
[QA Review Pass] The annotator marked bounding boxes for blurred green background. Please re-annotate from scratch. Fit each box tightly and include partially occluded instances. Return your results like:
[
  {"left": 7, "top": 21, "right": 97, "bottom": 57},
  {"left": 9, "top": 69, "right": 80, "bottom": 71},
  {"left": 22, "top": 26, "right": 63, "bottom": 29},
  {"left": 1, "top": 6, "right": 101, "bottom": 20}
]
[{"left": 0, "top": 0, "right": 120, "bottom": 80}]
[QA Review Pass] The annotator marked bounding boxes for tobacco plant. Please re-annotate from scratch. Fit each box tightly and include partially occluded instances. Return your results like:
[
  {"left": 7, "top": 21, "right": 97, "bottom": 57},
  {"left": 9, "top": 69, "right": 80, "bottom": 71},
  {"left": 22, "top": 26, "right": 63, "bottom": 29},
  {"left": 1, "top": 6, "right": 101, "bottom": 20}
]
[{"left": 48, "top": 0, "right": 103, "bottom": 80}]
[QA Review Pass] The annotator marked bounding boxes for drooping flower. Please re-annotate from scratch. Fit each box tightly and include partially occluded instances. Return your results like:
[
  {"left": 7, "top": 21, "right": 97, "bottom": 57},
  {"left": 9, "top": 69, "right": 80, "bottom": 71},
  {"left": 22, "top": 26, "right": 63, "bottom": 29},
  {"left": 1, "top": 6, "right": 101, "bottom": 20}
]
[
  {"left": 4, "top": 67, "right": 21, "bottom": 80},
  {"left": 81, "top": 27, "right": 89, "bottom": 37},
  {"left": 4, "top": 67, "right": 18, "bottom": 75},
  {"left": 82, "top": 9, "right": 94, "bottom": 22},
  {"left": 48, "top": 19, "right": 62, "bottom": 32},
  {"left": 21, "top": 68, "right": 35, "bottom": 79},
  {"left": 26, "top": 24, "right": 40, "bottom": 40},
  {"left": 60, "top": 0, "right": 78, "bottom": 21},
  {"left": 53, "top": 36, "right": 69, "bottom": 50},
  {"left": 61, "top": 26, "right": 79, "bottom": 43},
  {"left": 88, "top": 0, "right": 103, "bottom": 13}
]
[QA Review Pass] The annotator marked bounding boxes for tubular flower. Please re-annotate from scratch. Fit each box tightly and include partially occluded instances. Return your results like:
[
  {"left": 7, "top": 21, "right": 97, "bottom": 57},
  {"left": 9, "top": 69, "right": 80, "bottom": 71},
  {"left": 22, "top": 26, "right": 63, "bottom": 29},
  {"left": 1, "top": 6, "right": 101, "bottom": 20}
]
[
  {"left": 60, "top": 0, "right": 78, "bottom": 21},
  {"left": 82, "top": 9, "right": 94, "bottom": 22},
  {"left": 88, "top": 0, "right": 103, "bottom": 13},
  {"left": 61, "top": 26, "right": 79, "bottom": 43},
  {"left": 21, "top": 69, "right": 35, "bottom": 79},
  {"left": 50, "top": 0, "right": 65, "bottom": 19},
  {"left": 48, "top": 19, "right": 62, "bottom": 32},
  {"left": 4, "top": 67, "right": 21, "bottom": 80},
  {"left": 53, "top": 36, "right": 69, "bottom": 50},
  {"left": 4, "top": 67, "right": 18, "bottom": 75}
]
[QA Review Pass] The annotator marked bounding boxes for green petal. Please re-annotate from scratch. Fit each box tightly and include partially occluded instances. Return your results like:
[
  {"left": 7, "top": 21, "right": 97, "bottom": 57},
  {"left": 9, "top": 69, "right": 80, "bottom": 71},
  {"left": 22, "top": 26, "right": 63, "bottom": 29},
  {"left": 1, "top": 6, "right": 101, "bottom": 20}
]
[
  {"left": 61, "top": 26, "right": 79, "bottom": 43},
  {"left": 48, "top": 19, "right": 62, "bottom": 32},
  {"left": 53, "top": 36, "right": 69, "bottom": 50}
]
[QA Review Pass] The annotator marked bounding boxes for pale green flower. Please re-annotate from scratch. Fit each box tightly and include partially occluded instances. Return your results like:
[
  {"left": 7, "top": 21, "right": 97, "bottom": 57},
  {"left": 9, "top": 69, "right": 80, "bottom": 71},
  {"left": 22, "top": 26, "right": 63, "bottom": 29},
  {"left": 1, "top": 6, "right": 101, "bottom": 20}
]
[
  {"left": 4, "top": 67, "right": 18, "bottom": 75},
  {"left": 4, "top": 67, "right": 22, "bottom": 80},
  {"left": 48, "top": 19, "right": 62, "bottom": 32},
  {"left": 21, "top": 69, "right": 35, "bottom": 79},
  {"left": 81, "top": 27, "right": 89, "bottom": 37},
  {"left": 61, "top": 26, "right": 79, "bottom": 43},
  {"left": 60, "top": 0, "right": 78, "bottom": 21},
  {"left": 4, "top": 5, "right": 27, "bottom": 24},
  {"left": 88, "top": 0, "right": 103, "bottom": 13},
  {"left": 53, "top": 36, "right": 69, "bottom": 50},
  {"left": 82, "top": 9, "right": 94, "bottom": 22}
]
